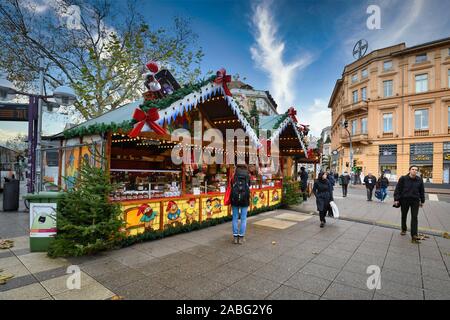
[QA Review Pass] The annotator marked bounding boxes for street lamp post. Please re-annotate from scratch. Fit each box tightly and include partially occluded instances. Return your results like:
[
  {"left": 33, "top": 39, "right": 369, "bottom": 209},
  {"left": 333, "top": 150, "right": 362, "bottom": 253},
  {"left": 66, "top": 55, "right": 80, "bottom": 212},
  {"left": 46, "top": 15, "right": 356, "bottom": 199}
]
[
  {"left": 342, "top": 119, "right": 353, "bottom": 174},
  {"left": 0, "top": 68, "right": 77, "bottom": 193}
]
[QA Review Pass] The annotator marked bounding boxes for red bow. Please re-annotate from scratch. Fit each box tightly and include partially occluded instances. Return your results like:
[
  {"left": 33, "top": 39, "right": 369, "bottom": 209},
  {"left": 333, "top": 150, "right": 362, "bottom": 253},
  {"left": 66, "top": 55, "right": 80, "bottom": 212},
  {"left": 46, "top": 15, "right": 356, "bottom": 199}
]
[
  {"left": 214, "top": 68, "right": 232, "bottom": 96},
  {"left": 129, "top": 108, "right": 167, "bottom": 138},
  {"left": 288, "top": 107, "right": 298, "bottom": 123}
]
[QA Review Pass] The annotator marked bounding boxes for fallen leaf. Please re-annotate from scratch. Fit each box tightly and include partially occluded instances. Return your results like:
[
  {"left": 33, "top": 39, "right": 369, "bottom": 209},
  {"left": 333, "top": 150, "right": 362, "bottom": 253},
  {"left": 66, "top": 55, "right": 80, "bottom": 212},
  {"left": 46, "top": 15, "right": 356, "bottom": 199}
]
[
  {"left": 111, "top": 295, "right": 124, "bottom": 300},
  {"left": 312, "top": 252, "right": 319, "bottom": 255},
  {"left": 271, "top": 241, "right": 277, "bottom": 245},
  {"left": 443, "top": 232, "right": 450, "bottom": 239}
]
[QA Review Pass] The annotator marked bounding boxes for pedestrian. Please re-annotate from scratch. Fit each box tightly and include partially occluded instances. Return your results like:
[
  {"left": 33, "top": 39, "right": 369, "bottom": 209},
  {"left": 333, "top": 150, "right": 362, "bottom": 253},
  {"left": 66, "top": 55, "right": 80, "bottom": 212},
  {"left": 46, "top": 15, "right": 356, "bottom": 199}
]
[
  {"left": 378, "top": 173, "right": 389, "bottom": 202},
  {"left": 393, "top": 165, "right": 425, "bottom": 244},
  {"left": 313, "top": 171, "right": 333, "bottom": 228},
  {"left": 230, "top": 164, "right": 251, "bottom": 244},
  {"left": 363, "top": 173, "right": 377, "bottom": 201},
  {"left": 339, "top": 171, "right": 351, "bottom": 197},
  {"left": 326, "top": 170, "right": 335, "bottom": 217},
  {"left": 300, "top": 166, "right": 308, "bottom": 201}
]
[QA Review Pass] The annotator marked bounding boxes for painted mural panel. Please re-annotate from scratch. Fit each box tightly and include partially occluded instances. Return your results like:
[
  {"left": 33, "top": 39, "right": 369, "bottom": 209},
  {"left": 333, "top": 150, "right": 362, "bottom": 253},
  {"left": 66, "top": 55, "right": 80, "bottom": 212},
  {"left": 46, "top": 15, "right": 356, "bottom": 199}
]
[
  {"left": 62, "top": 138, "right": 81, "bottom": 190},
  {"left": 163, "top": 198, "right": 200, "bottom": 229},
  {"left": 201, "top": 195, "right": 227, "bottom": 221},
  {"left": 269, "top": 188, "right": 282, "bottom": 206},
  {"left": 251, "top": 190, "right": 269, "bottom": 209},
  {"left": 122, "top": 202, "right": 161, "bottom": 236}
]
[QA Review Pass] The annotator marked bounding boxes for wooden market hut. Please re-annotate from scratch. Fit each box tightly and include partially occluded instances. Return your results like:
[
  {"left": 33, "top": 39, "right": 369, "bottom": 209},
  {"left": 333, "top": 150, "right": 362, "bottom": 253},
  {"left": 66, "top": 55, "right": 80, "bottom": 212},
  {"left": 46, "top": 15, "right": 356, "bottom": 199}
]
[{"left": 54, "top": 70, "right": 284, "bottom": 236}]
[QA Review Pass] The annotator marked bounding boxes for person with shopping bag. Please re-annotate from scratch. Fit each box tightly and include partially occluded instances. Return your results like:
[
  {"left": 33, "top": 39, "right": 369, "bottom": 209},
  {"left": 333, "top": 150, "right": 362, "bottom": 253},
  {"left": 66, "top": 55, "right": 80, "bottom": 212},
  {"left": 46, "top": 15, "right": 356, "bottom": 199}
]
[
  {"left": 313, "top": 171, "right": 333, "bottom": 228},
  {"left": 225, "top": 164, "right": 250, "bottom": 244}
]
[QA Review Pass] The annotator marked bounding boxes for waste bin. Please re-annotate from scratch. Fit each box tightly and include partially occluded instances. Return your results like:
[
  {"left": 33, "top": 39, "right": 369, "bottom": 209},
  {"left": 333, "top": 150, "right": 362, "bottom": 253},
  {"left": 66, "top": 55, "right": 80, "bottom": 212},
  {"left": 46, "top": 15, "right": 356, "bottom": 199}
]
[
  {"left": 2, "top": 179, "right": 20, "bottom": 211},
  {"left": 23, "top": 192, "right": 65, "bottom": 252}
]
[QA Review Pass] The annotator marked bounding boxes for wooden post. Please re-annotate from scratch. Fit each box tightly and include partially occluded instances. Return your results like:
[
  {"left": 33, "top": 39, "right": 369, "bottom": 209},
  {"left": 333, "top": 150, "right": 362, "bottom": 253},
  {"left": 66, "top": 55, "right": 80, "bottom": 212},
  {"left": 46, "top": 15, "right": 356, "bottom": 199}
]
[
  {"left": 182, "top": 164, "right": 186, "bottom": 195},
  {"left": 105, "top": 131, "right": 112, "bottom": 175},
  {"left": 160, "top": 201, "right": 164, "bottom": 231},
  {"left": 57, "top": 139, "right": 63, "bottom": 188}
]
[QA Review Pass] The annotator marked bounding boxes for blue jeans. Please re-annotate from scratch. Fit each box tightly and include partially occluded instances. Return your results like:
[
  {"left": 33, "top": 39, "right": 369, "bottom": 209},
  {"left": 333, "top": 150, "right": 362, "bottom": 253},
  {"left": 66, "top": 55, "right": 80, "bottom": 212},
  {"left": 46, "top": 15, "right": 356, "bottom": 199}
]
[
  {"left": 380, "top": 187, "right": 387, "bottom": 201},
  {"left": 232, "top": 206, "right": 248, "bottom": 237}
]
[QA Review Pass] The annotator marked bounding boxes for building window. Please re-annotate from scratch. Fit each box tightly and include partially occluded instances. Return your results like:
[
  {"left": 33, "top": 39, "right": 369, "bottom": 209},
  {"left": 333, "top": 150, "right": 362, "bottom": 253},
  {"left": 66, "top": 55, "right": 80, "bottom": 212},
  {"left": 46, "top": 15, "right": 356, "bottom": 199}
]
[
  {"left": 383, "top": 113, "right": 393, "bottom": 132},
  {"left": 415, "top": 53, "right": 427, "bottom": 63},
  {"left": 415, "top": 74, "right": 428, "bottom": 93},
  {"left": 352, "top": 90, "right": 358, "bottom": 103},
  {"left": 448, "top": 69, "right": 450, "bottom": 88},
  {"left": 361, "top": 87, "right": 367, "bottom": 101},
  {"left": 383, "top": 80, "right": 393, "bottom": 97},
  {"left": 415, "top": 109, "right": 429, "bottom": 130},
  {"left": 383, "top": 60, "right": 393, "bottom": 71},
  {"left": 351, "top": 74, "right": 358, "bottom": 83},
  {"left": 362, "top": 69, "right": 368, "bottom": 78},
  {"left": 351, "top": 119, "right": 357, "bottom": 135},
  {"left": 361, "top": 118, "right": 367, "bottom": 134}
]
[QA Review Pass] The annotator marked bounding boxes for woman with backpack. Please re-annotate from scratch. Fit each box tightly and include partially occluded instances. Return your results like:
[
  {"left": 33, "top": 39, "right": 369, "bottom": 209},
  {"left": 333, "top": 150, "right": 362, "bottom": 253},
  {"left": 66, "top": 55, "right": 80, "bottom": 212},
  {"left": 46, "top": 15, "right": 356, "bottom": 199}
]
[
  {"left": 313, "top": 171, "right": 333, "bottom": 228},
  {"left": 230, "top": 164, "right": 251, "bottom": 244}
]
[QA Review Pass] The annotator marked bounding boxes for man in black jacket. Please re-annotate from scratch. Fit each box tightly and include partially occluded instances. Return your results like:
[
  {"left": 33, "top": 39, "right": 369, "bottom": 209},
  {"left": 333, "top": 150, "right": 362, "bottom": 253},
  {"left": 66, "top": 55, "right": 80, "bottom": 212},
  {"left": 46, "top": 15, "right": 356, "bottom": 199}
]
[
  {"left": 300, "top": 167, "right": 308, "bottom": 201},
  {"left": 394, "top": 165, "right": 425, "bottom": 244},
  {"left": 363, "top": 173, "right": 377, "bottom": 201},
  {"left": 339, "top": 171, "right": 351, "bottom": 197}
]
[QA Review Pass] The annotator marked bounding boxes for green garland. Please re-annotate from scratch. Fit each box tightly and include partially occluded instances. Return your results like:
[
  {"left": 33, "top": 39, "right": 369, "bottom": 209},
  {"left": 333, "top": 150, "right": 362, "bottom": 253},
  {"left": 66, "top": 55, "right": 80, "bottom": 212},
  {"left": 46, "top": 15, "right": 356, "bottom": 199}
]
[
  {"left": 235, "top": 100, "right": 252, "bottom": 124},
  {"left": 63, "top": 120, "right": 134, "bottom": 139},
  {"left": 63, "top": 75, "right": 217, "bottom": 139},
  {"left": 116, "top": 203, "right": 282, "bottom": 249}
]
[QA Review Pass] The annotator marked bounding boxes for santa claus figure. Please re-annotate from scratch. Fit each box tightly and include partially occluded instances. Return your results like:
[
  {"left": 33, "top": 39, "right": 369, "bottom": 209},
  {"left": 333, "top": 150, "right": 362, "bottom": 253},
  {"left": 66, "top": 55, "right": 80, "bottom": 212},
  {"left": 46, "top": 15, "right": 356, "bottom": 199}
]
[{"left": 143, "top": 61, "right": 164, "bottom": 101}]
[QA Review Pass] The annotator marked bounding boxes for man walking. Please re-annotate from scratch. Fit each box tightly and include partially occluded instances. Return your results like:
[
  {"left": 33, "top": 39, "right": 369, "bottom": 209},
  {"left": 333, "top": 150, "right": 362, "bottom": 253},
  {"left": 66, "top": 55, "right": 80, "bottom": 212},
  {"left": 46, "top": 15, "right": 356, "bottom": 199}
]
[
  {"left": 394, "top": 165, "right": 425, "bottom": 244},
  {"left": 326, "top": 169, "right": 335, "bottom": 217},
  {"left": 339, "top": 171, "right": 351, "bottom": 197},
  {"left": 363, "top": 173, "right": 377, "bottom": 201}
]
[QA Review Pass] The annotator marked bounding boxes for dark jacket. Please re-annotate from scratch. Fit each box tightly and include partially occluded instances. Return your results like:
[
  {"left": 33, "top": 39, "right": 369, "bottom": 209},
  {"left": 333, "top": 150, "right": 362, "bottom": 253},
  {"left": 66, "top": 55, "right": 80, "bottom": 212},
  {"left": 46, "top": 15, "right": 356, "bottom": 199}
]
[
  {"left": 313, "top": 178, "right": 333, "bottom": 212},
  {"left": 378, "top": 177, "right": 389, "bottom": 188},
  {"left": 363, "top": 175, "right": 377, "bottom": 189},
  {"left": 230, "top": 167, "right": 250, "bottom": 207},
  {"left": 339, "top": 174, "right": 350, "bottom": 185},
  {"left": 300, "top": 171, "right": 308, "bottom": 189},
  {"left": 394, "top": 175, "right": 425, "bottom": 203},
  {"left": 327, "top": 175, "right": 335, "bottom": 192}
]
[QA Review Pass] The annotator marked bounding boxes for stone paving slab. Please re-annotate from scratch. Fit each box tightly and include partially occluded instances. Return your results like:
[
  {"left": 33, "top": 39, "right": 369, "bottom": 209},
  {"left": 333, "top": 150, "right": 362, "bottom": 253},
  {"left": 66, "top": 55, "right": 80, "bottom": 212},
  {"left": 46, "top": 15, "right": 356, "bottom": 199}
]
[{"left": 1, "top": 208, "right": 450, "bottom": 300}]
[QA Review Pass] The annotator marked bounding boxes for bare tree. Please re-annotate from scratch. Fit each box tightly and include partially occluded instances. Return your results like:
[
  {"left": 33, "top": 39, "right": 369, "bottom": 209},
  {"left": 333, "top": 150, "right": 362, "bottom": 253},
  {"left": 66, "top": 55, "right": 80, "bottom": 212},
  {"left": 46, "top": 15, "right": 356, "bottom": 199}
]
[{"left": 0, "top": 0, "right": 204, "bottom": 121}]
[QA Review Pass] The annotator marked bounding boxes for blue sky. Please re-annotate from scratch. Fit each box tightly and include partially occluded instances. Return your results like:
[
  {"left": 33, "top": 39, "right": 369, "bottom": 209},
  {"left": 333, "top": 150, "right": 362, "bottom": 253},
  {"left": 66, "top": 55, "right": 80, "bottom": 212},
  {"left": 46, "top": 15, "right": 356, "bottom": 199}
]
[{"left": 1, "top": 0, "right": 450, "bottom": 141}]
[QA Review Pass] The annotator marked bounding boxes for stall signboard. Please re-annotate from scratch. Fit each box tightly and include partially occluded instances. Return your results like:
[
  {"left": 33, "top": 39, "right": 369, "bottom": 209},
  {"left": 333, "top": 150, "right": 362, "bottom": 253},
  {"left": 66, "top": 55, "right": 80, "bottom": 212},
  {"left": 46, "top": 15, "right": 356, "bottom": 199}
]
[{"left": 30, "top": 203, "right": 57, "bottom": 238}]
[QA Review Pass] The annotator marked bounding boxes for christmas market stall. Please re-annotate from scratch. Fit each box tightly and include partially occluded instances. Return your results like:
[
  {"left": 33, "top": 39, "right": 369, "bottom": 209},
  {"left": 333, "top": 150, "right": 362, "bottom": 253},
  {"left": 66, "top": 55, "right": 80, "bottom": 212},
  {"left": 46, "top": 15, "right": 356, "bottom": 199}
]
[{"left": 56, "top": 65, "right": 283, "bottom": 236}]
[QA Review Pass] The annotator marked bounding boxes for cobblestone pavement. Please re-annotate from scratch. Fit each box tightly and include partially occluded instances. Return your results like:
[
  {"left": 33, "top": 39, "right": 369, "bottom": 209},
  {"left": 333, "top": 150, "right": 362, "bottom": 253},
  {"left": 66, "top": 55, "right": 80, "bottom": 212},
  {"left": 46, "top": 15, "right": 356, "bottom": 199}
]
[{"left": 2, "top": 208, "right": 449, "bottom": 300}]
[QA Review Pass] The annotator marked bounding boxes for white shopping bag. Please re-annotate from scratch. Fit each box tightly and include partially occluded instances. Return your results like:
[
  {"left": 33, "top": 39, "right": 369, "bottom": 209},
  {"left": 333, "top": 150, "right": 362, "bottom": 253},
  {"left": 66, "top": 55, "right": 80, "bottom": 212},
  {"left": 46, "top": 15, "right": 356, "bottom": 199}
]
[{"left": 329, "top": 201, "right": 339, "bottom": 219}]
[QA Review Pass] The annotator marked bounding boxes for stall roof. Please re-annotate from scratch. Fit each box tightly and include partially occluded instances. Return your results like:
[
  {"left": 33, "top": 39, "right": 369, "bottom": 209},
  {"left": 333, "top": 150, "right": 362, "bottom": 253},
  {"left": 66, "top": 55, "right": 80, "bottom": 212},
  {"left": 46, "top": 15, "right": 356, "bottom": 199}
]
[
  {"left": 259, "top": 114, "right": 308, "bottom": 157},
  {"left": 56, "top": 79, "right": 261, "bottom": 148}
]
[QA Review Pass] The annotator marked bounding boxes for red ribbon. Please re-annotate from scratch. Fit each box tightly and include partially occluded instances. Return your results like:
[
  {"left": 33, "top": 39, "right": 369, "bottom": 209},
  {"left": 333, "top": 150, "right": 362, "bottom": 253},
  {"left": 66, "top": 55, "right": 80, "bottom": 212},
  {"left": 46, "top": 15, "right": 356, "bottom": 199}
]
[
  {"left": 288, "top": 107, "right": 298, "bottom": 123},
  {"left": 129, "top": 108, "right": 167, "bottom": 138},
  {"left": 214, "top": 68, "right": 232, "bottom": 96}
]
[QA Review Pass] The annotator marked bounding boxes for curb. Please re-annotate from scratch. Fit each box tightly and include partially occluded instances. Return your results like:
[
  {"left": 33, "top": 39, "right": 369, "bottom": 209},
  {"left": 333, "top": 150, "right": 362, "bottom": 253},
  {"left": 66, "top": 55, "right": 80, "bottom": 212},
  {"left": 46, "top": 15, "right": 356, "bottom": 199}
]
[{"left": 288, "top": 206, "right": 449, "bottom": 239}]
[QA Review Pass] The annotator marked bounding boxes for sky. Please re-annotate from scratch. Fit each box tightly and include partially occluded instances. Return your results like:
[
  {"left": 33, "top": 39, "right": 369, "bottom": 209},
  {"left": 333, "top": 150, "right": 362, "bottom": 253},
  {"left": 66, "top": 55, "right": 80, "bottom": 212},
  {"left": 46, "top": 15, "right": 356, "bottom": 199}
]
[{"left": 1, "top": 0, "right": 450, "bottom": 142}]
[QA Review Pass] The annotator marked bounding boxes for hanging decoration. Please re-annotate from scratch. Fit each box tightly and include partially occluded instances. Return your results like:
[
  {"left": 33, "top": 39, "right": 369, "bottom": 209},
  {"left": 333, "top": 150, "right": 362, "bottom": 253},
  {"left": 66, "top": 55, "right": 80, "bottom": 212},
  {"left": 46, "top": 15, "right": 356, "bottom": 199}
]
[
  {"left": 143, "top": 60, "right": 163, "bottom": 101},
  {"left": 213, "top": 68, "right": 232, "bottom": 97},
  {"left": 287, "top": 107, "right": 298, "bottom": 123},
  {"left": 128, "top": 107, "right": 167, "bottom": 137}
]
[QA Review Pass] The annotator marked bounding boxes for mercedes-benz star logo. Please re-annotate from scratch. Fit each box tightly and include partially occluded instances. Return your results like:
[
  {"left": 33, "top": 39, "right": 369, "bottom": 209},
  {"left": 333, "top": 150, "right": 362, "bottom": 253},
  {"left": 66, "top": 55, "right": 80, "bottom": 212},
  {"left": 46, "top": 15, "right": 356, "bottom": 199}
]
[{"left": 353, "top": 39, "right": 368, "bottom": 60}]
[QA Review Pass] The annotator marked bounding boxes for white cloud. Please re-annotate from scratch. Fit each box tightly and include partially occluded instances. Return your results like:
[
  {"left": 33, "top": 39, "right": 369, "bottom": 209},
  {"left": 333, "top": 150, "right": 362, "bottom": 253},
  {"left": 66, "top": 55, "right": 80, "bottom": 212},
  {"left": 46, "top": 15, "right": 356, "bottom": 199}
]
[
  {"left": 250, "top": 0, "right": 313, "bottom": 113},
  {"left": 300, "top": 98, "right": 331, "bottom": 137}
]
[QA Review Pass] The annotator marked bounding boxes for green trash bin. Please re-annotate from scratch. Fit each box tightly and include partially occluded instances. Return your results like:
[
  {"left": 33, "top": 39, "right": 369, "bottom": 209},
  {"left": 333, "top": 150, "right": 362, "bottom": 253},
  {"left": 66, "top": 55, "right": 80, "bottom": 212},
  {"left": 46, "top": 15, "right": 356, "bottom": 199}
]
[{"left": 24, "top": 192, "right": 65, "bottom": 252}]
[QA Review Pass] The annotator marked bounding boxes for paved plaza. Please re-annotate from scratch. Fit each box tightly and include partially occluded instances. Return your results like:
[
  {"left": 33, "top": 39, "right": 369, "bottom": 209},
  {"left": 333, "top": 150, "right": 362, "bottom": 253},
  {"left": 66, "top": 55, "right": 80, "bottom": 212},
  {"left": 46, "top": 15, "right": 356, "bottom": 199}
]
[{"left": 1, "top": 202, "right": 450, "bottom": 300}]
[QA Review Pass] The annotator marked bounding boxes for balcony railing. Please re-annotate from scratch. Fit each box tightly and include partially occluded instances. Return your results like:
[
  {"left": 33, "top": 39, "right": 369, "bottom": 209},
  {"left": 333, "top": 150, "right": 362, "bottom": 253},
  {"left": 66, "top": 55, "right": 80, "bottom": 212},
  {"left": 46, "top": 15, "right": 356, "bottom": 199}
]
[
  {"left": 340, "top": 132, "right": 369, "bottom": 144},
  {"left": 414, "top": 129, "right": 429, "bottom": 136},
  {"left": 342, "top": 101, "right": 369, "bottom": 115}
]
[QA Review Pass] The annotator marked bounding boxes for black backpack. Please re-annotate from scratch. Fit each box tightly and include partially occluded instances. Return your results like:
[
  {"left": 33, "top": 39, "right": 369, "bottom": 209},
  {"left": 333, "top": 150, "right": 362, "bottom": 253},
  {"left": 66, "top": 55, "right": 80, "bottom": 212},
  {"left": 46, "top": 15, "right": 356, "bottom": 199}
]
[{"left": 231, "top": 172, "right": 250, "bottom": 207}]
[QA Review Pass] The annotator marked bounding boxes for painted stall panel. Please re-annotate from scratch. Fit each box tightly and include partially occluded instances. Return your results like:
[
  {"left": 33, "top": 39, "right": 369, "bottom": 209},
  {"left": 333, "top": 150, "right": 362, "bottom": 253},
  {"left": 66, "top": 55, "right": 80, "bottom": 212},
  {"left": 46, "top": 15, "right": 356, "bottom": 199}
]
[
  {"left": 269, "top": 188, "right": 282, "bottom": 206},
  {"left": 201, "top": 195, "right": 227, "bottom": 221},
  {"left": 163, "top": 198, "right": 200, "bottom": 229},
  {"left": 122, "top": 202, "right": 161, "bottom": 236},
  {"left": 251, "top": 190, "right": 269, "bottom": 210}
]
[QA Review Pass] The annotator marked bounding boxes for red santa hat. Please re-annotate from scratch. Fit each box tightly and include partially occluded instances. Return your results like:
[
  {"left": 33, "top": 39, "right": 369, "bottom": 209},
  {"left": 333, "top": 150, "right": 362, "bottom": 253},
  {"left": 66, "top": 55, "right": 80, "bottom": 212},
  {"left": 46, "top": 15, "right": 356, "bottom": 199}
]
[
  {"left": 166, "top": 201, "right": 177, "bottom": 212},
  {"left": 137, "top": 204, "right": 149, "bottom": 216}
]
